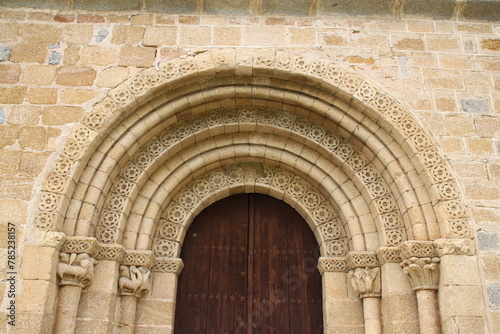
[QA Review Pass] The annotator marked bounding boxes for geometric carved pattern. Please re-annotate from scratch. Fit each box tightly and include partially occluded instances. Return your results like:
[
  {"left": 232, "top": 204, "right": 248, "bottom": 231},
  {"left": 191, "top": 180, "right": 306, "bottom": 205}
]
[
  {"left": 152, "top": 257, "right": 184, "bottom": 274},
  {"left": 95, "top": 106, "right": 405, "bottom": 249},
  {"left": 346, "top": 251, "right": 379, "bottom": 269},
  {"left": 154, "top": 164, "right": 347, "bottom": 257},
  {"left": 35, "top": 49, "right": 468, "bottom": 256},
  {"left": 317, "top": 257, "right": 348, "bottom": 274},
  {"left": 399, "top": 240, "right": 437, "bottom": 260}
]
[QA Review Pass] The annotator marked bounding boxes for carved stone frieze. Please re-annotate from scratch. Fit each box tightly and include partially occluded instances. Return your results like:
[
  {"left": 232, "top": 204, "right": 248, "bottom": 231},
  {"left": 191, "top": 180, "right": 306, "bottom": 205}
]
[
  {"left": 118, "top": 265, "right": 152, "bottom": 297},
  {"left": 349, "top": 267, "right": 381, "bottom": 298},
  {"left": 57, "top": 252, "right": 97, "bottom": 288},
  {"left": 434, "top": 238, "right": 475, "bottom": 256},
  {"left": 376, "top": 247, "right": 401, "bottom": 265},
  {"left": 317, "top": 257, "right": 348, "bottom": 274},
  {"left": 152, "top": 257, "right": 184, "bottom": 275},
  {"left": 61, "top": 236, "right": 100, "bottom": 257},
  {"left": 399, "top": 240, "right": 437, "bottom": 260},
  {"left": 401, "top": 257, "right": 440, "bottom": 291},
  {"left": 122, "top": 250, "right": 155, "bottom": 268},
  {"left": 346, "top": 251, "right": 379, "bottom": 269},
  {"left": 97, "top": 244, "right": 126, "bottom": 262}
]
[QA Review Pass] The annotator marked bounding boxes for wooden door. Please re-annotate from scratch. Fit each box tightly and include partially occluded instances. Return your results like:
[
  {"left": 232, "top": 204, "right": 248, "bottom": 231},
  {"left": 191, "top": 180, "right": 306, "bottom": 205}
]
[{"left": 174, "top": 194, "right": 323, "bottom": 334}]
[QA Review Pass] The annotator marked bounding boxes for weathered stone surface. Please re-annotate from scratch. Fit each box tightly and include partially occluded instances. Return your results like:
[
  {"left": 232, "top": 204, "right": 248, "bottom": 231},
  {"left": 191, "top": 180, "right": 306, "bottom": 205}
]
[
  {"left": 119, "top": 46, "right": 157, "bottom": 67},
  {"left": 0, "top": 64, "right": 21, "bottom": 84},
  {"left": 56, "top": 66, "right": 96, "bottom": 86},
  {"left": 75, "top": 0, "right": 140, "bottom": 11},
  {"left": 0, "top": 86, "right": 27, "bottom": 104},
  {"left": 146, "top": 0, "right": 197, "bottom": 13},
  {"left": 42, "top": 106, "right": 84, "bottom": 125}
]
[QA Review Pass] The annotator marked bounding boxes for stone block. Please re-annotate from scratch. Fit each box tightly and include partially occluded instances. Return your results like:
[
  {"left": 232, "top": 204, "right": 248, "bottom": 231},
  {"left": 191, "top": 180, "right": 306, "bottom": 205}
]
[
  {"left": 204, "top": 0, "right": 250, "bottom": 15},
  {"left": 80, "top": 46, "right": 118, "bottom": 66},
  {"left": 382, "top": 294, "right": 419, "bottom": 322},
  {"left": 179, "top": 26, "right": 212, "bottom": 46},
  {"left": 119, "top": 46, "right": 157, "bottom": 67},
  {"left": 151, "top": 272, "right": 177, "bottom": 299},
  {"left": 0, "top": 199, "right": 27, "bottom": 225},
  {"left": 0, "top": 0, "right": 71, "bottom": 10},
  {"left": 481, "top": 253, "right": 500, "bottom": 280},
  {"left": 56, "top": 66, "right": 96, "bottom": 86},
  {"left": 42, "top": 106, "right": 84, "bottom": 125},
  {"left": 440, "top": 255, "right": 481, "bottom": 286},
  {"left": 63, "top": 45, "right": 81, "bottom": 65},
  {"left": 290, "top": 28, "right": 316, "bottom": 46},
  {"left": 18, "top": 127, "right": 48, "bottom": 150},
  {"left": 61, "top": 89, "right": 99, "bottom": 105},
  {"left": 77, "top": 14, "right": 105, "bottom": 23},
  {"left": 467, "top": 138, "right": 494, "bottom": 156},
  {"left": 22, "top": 65, "right": 57, "bottom": 86},
  {"left": 0, "top": 22, "right": 20, "bottom": 41},
  {"left": 26, "top": 88, "right": 58, "bottom": 105},
  {"left": 130, "top": 14, "right": 154, "bottom": 25},
  {"left": 213, "top": 27, "right": 242, "bottom": 46},
  {"left": 442, "top": 316, "right": 487, "bottom": 334},
  {"left": 404, "top": 0, "right": 456, "bottom": 19},
  {"left": 75, "top": 319, "right": 113, "bottom": 333},
  {"left": 488, "top": 284, "right": 500, "bottom": 310},
  {"left": 9, "top": 311, "right": 54, "bottom": 334},
  {"left": 440, "top": 285, "right": 485, "bottom": 317},
  {"left": 381, "top": 263, "right": 413, "bottom": 294},
  {"left": 21, "top": 24, "right": 62, "bottom": 43},
  {"left": 88, "top": 260, "right": 120, "bottom": 292},
  {"left": 427, "top": 35, "right": 461, "bottom": 52},
  {"left": 464, "top": 180, "right": 499, "bottom": 200},
  {"left": 62, "top": 24, "right": 93, "bottom": 44},
  {"left": 0, "top": 86, "right": 27, "bottom": 104},
  {"left": 322, "top": 272, "right": 348, "bottom": 298},
  {"left": 444, "top": 116, "right": 475, "bottom": 136},
  {"left": 0, "top": 64, "right": 21, "bottom": 84},
  {"left": 78, "top": 291, "right": 117, "bottom": 320},
  {"left": 0, "top": 150, "right": 22, "bottom": 175},
  {"left": 111, "top": 26, "right": 145, "bottom": 44},
  {"left": 0, "top": 177, "right": 33, "bottom": 200},
  {"left": 462, "top": 0, "right": 500, "bottom": 21},
  {"left": 423, "top": 68, "right": 464, "bottom": 90},
  {"left": 136, "top": 299, "right": 175, "bottom": 326},
  {"left": 20, "top": 246, "right": 58, "bottom": 281},
  {"left": 75, "top": 0, "right": 140, "bottom": 10},
  {"left": 18, "top": 279, "right": 57, "bottom": 312},
  {"left": 319, "top": 0, "right": 394, "bottom": 16},
  {"left": 9, "top": 105, "right": 41, "bottom": 126},
  {"left": 324, "top": 299, "right": 364, "bottom": 326},
  {"left": 19, "top": 151, "right": 51, "bottom": 177},
  {"left": 144, "top": 26, "right": 177, "bottom": 46},
  {"left": 244, "top": 27, "right": 287, "bottom": 46},
  {"left": 10, "top": 43, "right": 47, "bottom": 63},
  {"left": 0, "top": 127, "right": 19, "bottom": 148},
  {"left": 95, "top": 67, "right": 130, "bottom": 87},
  {"left": 0, "top": 46, "right": 12, "bottom": 61},
  {"left": 146, "top": 0, "right": 197, "bottom": 13},
  {"left": 263, "top": 0, "right": 311, "bottom": 15},
  {"left": 393, "top": 36, "right": 426, "bottom": 51}
]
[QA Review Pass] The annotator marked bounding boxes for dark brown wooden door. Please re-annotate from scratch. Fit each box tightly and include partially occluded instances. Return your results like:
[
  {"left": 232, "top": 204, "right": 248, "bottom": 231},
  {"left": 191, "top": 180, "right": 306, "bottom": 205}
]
[{"left": 174, "top": 194, "right": 323, "bottom": 334}]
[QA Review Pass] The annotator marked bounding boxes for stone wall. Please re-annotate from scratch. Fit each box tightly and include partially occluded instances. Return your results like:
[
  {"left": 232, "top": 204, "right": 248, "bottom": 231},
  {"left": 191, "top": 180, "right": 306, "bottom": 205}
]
[{"left": 0, "top": 4, "right": 499, "bottom": 333}]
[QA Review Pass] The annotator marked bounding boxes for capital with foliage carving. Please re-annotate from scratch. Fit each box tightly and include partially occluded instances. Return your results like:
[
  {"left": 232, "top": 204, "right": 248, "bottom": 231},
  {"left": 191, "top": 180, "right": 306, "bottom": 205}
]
[
  {"left": 57, "top": 252, "right": 97, "bottom": 287},
  {"left": 400, "top": 240, "right": 440, "bottom": 290},
  {"left": 119, "top": 265, "right": 152, "bottom": 297},
  {"left": 349, "top": 267, "right": 381, "bottom": 298}
]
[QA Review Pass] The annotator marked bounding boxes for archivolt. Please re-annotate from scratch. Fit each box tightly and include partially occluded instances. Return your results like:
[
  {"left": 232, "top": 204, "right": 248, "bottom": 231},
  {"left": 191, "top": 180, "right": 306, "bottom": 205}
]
[{"left": 33, "top": 49, "right": 471, "bottom": 256}]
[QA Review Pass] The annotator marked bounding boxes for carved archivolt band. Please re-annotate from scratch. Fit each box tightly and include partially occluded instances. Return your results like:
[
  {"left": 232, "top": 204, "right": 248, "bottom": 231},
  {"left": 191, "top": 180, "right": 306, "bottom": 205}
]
[{"left": 34, "top": 49, "right": 471, "bottom": 252}]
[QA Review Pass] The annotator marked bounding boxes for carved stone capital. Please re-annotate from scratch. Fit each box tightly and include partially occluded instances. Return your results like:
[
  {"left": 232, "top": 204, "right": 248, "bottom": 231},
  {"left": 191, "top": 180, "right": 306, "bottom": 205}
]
[
  {"left": 57, "top": 252, "right": 97, "bottom": 288},
  {"left": 119, "top": 265, "right": 152, "bottom": 297},
  {"left": 152, "top": 257, "right": 184, "bottom": 275},
  {"left": 61, "top": 236, "right": 100, "bottom": 257},
  {"left": 399, "top": 240, "right": 437, "bottom": 260},
  {"left": 376, "top": 247, "right": 401, "bottom": 265},
  {"left": 401, "top": 257, "right": 440, "bottom": 290},
  {"left": 434, "top": 238, "right": 476, "bottom": 256},
  {"left": 40, "top": 231, "right": 67, "bottom": 251},
  {"left": 349, "top": 267, "right": 381, "bottom": 298},
  {"left": 97, "top": 244, "right": 126, "bottom": 262},
  {"left": 346, "top": 251, "right": 379, "bottom": 269},
  {"left": 123, "top": 250, "right": 155, "bottom": 268},
  {"left": 317, "top": 257, "right": 348, "bottom": 275}
]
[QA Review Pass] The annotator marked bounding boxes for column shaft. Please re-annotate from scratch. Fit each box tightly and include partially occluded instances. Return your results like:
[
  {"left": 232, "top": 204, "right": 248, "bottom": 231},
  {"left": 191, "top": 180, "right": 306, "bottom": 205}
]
[
  {"left": 54, "top": 285, "right": 83, "bottom": 333},
  {"left": 120, "top": 295, "right": 138, "bottom": 334},
  {"left": 416, "top": 289, "right": 440, "bottom": 334},
  {"left": 363, "top": 297, "right": 382, "bottom": 334}
]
